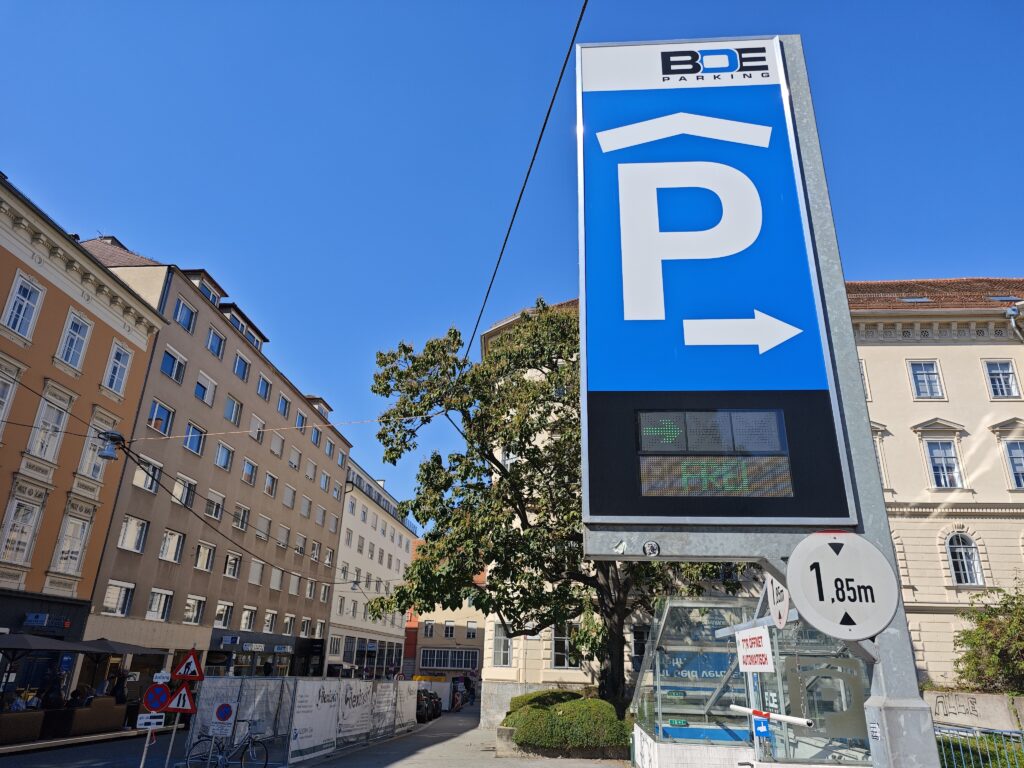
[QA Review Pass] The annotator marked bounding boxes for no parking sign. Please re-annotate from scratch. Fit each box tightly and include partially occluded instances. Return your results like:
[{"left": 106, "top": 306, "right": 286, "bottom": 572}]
[{"left": 209, "top": 701, "right": 237, "bottom": 737}]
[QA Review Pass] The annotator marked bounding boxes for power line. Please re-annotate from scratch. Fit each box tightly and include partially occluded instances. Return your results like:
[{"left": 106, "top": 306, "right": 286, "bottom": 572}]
[{"left": 462, "top": 0, "right": 589, "bottom": 359}]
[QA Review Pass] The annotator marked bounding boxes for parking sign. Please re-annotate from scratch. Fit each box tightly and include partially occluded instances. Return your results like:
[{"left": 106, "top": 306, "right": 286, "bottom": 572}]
[{"left": 579, "top": 37, "right": 856, "bottom": 527}]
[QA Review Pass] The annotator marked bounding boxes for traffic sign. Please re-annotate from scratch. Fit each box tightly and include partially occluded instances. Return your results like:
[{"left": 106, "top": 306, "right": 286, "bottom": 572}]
[
  {"left": 136, "top": 713, "right": 165, "bottom": 729},
  {"left": 735, "top": 626, "right": 774, "bottom": 673},
  {"left": 786, "top": 531, "right": 899, "bottom": 641},
  {"left": 172, "top": 649, "right": 204, "bottom": 681},
  {"left": 164, "top": 683, "right": 197, "bottom": 714},
  {"left": 143, "top": 683, "right": 171, "bottom": 713},
  {"left": 578, "top": 37, "right": 856, "bottom": 529},
  {"left": 209, "top": 702, "right": 236, "bottom": 737},
  {"left": 764, "top": 574, "right": 790, "bottom": 630},
  {"left": 153, "top": 670, "right": 171, "bottom": 684}
]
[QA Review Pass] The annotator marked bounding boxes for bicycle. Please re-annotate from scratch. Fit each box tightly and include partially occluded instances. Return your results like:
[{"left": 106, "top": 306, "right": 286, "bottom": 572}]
[{"left": 185, "top": 718, "right": 269, "bottom": 768}]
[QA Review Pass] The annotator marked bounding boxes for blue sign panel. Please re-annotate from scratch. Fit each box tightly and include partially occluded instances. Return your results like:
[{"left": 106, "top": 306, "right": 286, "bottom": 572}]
[{"left": 578, "top": 38, "right": 856, "bottom": 526}]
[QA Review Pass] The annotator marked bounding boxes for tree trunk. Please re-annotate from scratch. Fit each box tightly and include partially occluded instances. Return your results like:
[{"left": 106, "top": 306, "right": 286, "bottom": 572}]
[{"left": 604, "top": 610, "right": 629, "bottom": 718}]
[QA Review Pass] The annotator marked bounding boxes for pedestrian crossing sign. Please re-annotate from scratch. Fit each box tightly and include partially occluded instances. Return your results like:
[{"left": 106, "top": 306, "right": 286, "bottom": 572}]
[{"left": 172, "top": 649, "right": 204, "bottom": 681}]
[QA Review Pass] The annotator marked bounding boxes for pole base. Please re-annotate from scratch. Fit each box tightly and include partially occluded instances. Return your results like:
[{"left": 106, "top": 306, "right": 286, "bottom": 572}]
[{"left": 863, "top": 696, "right": 940, "bottom": 768}]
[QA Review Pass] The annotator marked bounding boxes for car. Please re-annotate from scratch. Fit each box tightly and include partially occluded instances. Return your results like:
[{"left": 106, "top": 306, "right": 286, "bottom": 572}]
[{"left": 416, "top": 690, "right": 432, "bottom": 723}]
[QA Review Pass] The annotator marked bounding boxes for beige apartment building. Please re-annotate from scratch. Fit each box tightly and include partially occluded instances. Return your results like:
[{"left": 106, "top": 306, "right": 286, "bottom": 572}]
[
  {"left": 0, "top": 177, "right": 161, "bottom": 692},
  {"left": 326, "top": 458, "right": 415, "bottom": 677},
  {"left": 478, "top": 280, "right": 1024, "bottom": 723},
  {"left": 81, "top": 236, "right": 352, "bottom": 681}
]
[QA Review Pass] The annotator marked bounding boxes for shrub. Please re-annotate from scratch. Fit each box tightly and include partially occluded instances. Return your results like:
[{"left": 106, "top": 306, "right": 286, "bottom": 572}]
[
  {"left": 954, "top": 579, "right": 1024, "bottom": 693},
  {"left": 512, "top": 697, "right": 630, "bottom": 750},
  {"left": 507, "top": 688, "right": 582, "bottom": 714}
]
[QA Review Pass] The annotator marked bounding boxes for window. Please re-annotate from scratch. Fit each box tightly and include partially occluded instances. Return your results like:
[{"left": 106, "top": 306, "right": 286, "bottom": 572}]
[
  {"left": 147, "top": 399, "right": 175, "bottom": 435},
  {"left": 249, "top": 415, "right": 265, "bottom": 444},
  {"left": 173, "top": 297, "right": 197, "bottom": 333},
  {"left": 315, "top": 506, "right": 326, "bottom": 526},
  {"left": 947, "top": 533, "right": 984, "bottom": 586},
  {"left": 172, "top": 475, "right": 197, "bottom": 509},
  {"left": 214, "top": 442, "right": 234, "bottom": 471},
  {"left": 183, "top": 595, "right": 206, "bottom": 625},
  {"left": 146, "top": 589, "right": 173, "bottom": 621},
  {"left": 360, "top": 506, "right": 368, "bottom": 523},
  {"left": 329, "top": 636, "right": 342, "bottom": 656},
  {"left": 305, "top": 459, "right": 316, "bottom": 481},
  {"left": 159, "top": 529, "right": 184, "bottom": 563},
  {"left": 986, "top": 361, "right": 1020, "bottom": 399},
  {"left": 225, "top": 552, "right": 241, "bottom": 579},
  {"left": 351, "top": 600, "right": 358, "bottom": 618},
  {"left": 161, "top": 348, "right": 187, "bottom": 383},
  {"left": 332, "top": 483, "right": 342, "bottom": 500},
  {"left": 493, "top": 624, "right": 512, "bottom": 666},
  {"left": 300, "top": 617, "right": 312, "bottom": 638},
  {"left": 242, "top": 459, "right": 258, "bottom": 485},
  {"left": 183, "top": 422, "right": 206, "bottom": 455},
  {"left": 195, "top": 371, "right": 216, "bottom": 406},
  {"left": 29, "top": 399, "right": 68, "bottom": 462},
  {"left": 315, "top": 620, "right": 325, "bottom": 639},
  {"left": 102, "top": 580, "right": 134, "bottom": 616},
  {"left": 277, "top": 525, "right": 290, "bottom": 549},
  {"left": 910, "top": 361, "right": 944, "bottom": 399},
  {"left": 288, "top": 446, "right": 301, "bottom": 470},
  {"left": 283, "top": 485, "right": 296, "bottom": 508},
  {"left": 337, "top": 596, "right": 346, "bottom": 616},
  {"left": 632, "top": 625, "right": 651, "bottom": 668},
  {"left": 926, "top": 440, "right": 963, "bottom": 489},
  {"left": 214, "top": 602, "right": 234, "bottom": 629},
  {"left": 310, "top": 540, "right": 321, "bottom": 561},
  {"left": 283, "top": 615, "right": 295, "bottom": 635},
  {"left": 118, "top": 515, "right": 149, "bottom": 553},
  {"left": 234, "top": 353, "right": 251, "bottom": 382},
  {"left": 205, "top": 491, "right": 225, "bottom": 520},
  {"left": 326, "top": 440, "right": 335, "bottom": 458},
  {"left": 270, "top": 432, "right": 284, "bottom": 456},
  {"left": 303, "top": 576, "right": 313, "bottom": 598},
  {"left": 311, "top": 427, "right": 322, "bottom": 447},
  {"left": 329, "top": 515, "right": 339, "bottom": 534},
  {"left": 103, "top": 342, "right": 132, "bottom": 395},
  {"left": 467, "top": 621, "right": 477, "bottom": 639},
  {"left": 78, "top": 427, "right": 107, "bottom": 482},
  {"left": 256, "top": 514, "right": 271, "bottom": 541},
  {"left": 387, "top": 554, "right": 392, "bottom": 569},
  {"left": 51, "top": 514, "right": 90, "bottom": 575},
  {"left": 195, "top": 541, "right": 215, "bottom": 571},
  {"left": 295, "top": 533, "right": 307, "bottom": 555},
  {"left": 444, "top": 620, "right": 454, "bottom": 639},
  {"left": 57, "top": 311, "right": 91, "bottom": 369},
  {"left": 1007, "top": 441, "right": 1024, "bottom": 490},
  {"left": 240, "top": 606, "right": 257, "bottom": 631},
  {"left": 325, "top": 547, "right": 334, "bottom": 567},
  {"left": 423, "top": 621, "right": 434, "bottom": 638},
  {"left": 249, "top": 559, "right": 265, "bottom": 585},
  {"left": 270, "top": 567, "right": 283, "bottom": 591},
  {"left": 224, "top": 395, "right": 242, "bottom": 426},
  {"left": 263, "top": 611, "right": 277, "bottom": 633},
  {"left": 344, "top": 529, "right": 353, "bottom": 547},
  {"left": 320, "top": 583, "right": 330, "bottom": 602},
  {"left": 338, "top": 452, "right": 346, "bottom": 468},
  {"left": 257, "top": 375, "right": 272, "bottom": 401},
  {"left": 859, "top": 359, "right": 871, "bottom": 400},
  {"left": 3, "top": 274, "right": 43, "bottom": 338},
  {"left": 357, "top": 536, "right": 365, "bottom": 554},
  {"left": 300, "top": 496, "right": 312, "bottom": 519},
  {"left": 347, "top": 499, "right": 356, "bottom": 516},
  {"left": 0, "top": 499, "right": 41, "bottom": 565},
  {"left": 133, "top": 456, "right": 162, "bottom": 493},
  {"left": 264, "top": 472, "right": 278, "bottom": 498},
  {"left": 319, "top": 471, "right": 330, "bottom": 492},
  {"left": 368, "top": 542, "right": 375, "bottom": 559},
  {"left": 420, "top": 649, "right": 479, "bottom": 670},
  {"left": 278, "top": 395, "right": 291, "bottom": 418},
  {"left": 206, "top": 327, "right": 225, "bottom": 358},
  {"left": 296, "top": 411, "right": 307, "bottom": 434},
  {"left": 233, "top": 504, "right": 250, "bottom": 531},
  {"left": 552, "top": 623, "right": 581, "bottom": 668}
]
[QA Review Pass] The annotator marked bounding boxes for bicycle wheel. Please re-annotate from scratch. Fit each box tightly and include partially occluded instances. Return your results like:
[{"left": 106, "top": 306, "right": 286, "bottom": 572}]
[
  {"left": 186, "top": 738, "right": 223, "bottom": 768},
  {"left": 240, "top": 739, "right": 268, "bottom": 768}
]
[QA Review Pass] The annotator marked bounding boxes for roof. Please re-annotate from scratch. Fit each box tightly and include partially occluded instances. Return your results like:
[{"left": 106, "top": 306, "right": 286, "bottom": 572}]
[
  {"left": 845, "top": 278, "right": 1024, "bottom": 311},
  {"left": 80, "top": 236, "right": 162, "bottom": 267}
]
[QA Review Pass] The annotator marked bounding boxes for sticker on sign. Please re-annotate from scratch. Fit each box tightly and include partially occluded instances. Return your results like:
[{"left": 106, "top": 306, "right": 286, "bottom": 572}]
[
  {"left": 735, "top": 626, "right": 774, "bottom": 673},
  {"left": 764, "top": 574, "right": 790, "bottom": 630},
  {"left": 786, "top": 531, "right": 899, "bottom": 641}
]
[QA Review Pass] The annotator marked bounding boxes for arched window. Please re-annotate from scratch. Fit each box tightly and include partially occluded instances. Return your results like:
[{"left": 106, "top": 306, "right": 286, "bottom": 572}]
[{"left": 946, "top": 533, "right": 984, "bottom": 586}]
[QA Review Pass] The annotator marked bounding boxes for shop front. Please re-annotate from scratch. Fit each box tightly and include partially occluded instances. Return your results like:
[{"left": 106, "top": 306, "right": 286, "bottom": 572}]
[
  {"left": 210, "top": 629, "right": 295, "bottom": 677},
  {"left": 0, "top": 588, "right": 91, "bottom": 692}
]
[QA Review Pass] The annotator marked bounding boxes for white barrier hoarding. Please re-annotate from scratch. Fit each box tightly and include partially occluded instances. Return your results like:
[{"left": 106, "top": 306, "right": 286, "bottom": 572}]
[
  {"left": 396, "top": 682, "right": 418, "bottom": 730},
  {"left": 337, "top": 680, "right": 373, "bottom": 743},
  {"left": 369, "top": 682, "right": 396, "bottom": 740},
  {"left": 288, "top": 680, "right": 339, "bottom": 763}
]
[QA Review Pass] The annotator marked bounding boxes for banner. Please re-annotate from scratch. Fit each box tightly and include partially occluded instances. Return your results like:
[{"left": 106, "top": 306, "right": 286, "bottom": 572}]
[
  {"left": 369, "top": 682, "right": 396, "bottom": 740},
  {"left": 395, "top": 682, "right": 418, "bottom": 730},
  {"left": 288, "top": 680, "right": 339, "bottom": 763},
  {"left": 337, "top": 680, "right": 373, "bottom": 743}
]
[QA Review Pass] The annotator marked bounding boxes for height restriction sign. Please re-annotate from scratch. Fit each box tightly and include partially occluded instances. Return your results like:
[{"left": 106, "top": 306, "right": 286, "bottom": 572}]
[{"left": 578, "top": 37, "right": 857, "bottom": 531}]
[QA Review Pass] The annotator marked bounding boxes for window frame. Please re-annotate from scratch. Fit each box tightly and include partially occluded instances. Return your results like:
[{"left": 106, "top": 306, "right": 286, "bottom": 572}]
[
  {"left": 103, "top": 340, "right": 133, "bottom": 395},
  {"left": 182, "top": 422, "right": 207, "bottom": 456},
  {"left": 983, "top": 359, "right": 1021, "bottom": 400},
  {"left": 214, "top": 442, "right": 234, "bottom": 471},
  {"left": 173, "top": 296, "right": 198, "bottom": 334},
  {"left": 923, "top": 438, "right": 965, "bottom": 490},
  {"left": 194, "top": 370, "right": 217, "bottom": 407},
  {"left": 256, "top": 374, "right": 272, "bottom": 401},
  {"left": 117, "top": 514, "right": 149, "bottom": 554},
  {"left": 101, "top": 580, "right": 134, "bottom": 617},
  {"left": 55, "top": 309, "right": 93, "bottom": 370},
  {"left": 158, "top": 528, "right": 185, "bottom": 563},
  {"left": 907, "top": 359, "right": 946, "bottom": 401},
  {"left": 233, "top": 352, "right": 251, "bottom": 383},
  {"left": 946, "top": 533, "right": 985, "bottom": 587},
  {"left": 2, "top": 271, "right": 45, "bottom": 339},
  {"left": 0, "top": 498, "right": 43, "bottom": 566},
  {"left": 206, "top": 327, "right": 226, "bottom": 359},
  {"left": 160, "top": 346, "right": 188, "bottom": 384},
  {"left": 146, "top": 398, "right": 175, "bottom": 436}
]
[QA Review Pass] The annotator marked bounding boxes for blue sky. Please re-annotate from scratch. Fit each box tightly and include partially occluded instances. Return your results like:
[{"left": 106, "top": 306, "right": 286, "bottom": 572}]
[{"left": 2, "top": 1, "right": 1021, "bottom": 504}]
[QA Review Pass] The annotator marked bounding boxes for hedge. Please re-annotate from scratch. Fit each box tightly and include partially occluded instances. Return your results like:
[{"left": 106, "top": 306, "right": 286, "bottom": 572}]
[
  {"left": 507, "top": 688, "right": 582, "bottom": 714},
  {"left": 510, "top": 697, "right": 630, "bottom": 750}
]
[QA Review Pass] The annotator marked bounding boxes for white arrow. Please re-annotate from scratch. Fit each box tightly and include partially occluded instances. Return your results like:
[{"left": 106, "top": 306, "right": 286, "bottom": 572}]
[{"left": 683, "top": 310, "right": 802, "bottom": 354}]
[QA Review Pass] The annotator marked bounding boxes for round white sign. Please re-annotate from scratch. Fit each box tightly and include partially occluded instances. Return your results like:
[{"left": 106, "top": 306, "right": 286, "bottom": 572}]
[
  {"left": 765, "top": 574, "right": 790, "bottom": 631},
  {"left": 786, "top": 531, "right": 899, "bottom": 641}
]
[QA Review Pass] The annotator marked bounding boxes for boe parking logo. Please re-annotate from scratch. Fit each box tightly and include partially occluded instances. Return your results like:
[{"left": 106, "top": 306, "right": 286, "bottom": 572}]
[{"left": 661, "top": 46, "right": 771, "bottom": 80}]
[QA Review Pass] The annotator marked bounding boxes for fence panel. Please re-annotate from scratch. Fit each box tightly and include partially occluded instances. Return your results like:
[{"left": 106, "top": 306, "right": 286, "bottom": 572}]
[
  {"left": 338, "top": 680, "right": 373, "bottom": 745},
  {"left": 937, "top": 726, "right": 1024, "bottom": 768},
  {"left": 369, "top": 681, "right": 397, "bottom": 740}
]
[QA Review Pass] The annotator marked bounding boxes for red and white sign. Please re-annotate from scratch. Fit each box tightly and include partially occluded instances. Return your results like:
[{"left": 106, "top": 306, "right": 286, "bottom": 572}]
[
  {"left": 172, "top": 649, "right": 204, "bottom": 681},
  {"left": 735, "top": 626, "right": 774, "bottom": 673},
  {"left": 164, "top": 683, "right": 197, "bottom": 714}
]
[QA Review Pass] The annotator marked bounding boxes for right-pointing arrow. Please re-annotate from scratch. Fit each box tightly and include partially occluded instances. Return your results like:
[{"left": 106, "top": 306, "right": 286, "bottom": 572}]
[{"left": 683, "top": 310, "right": 802, "bottom": 354}]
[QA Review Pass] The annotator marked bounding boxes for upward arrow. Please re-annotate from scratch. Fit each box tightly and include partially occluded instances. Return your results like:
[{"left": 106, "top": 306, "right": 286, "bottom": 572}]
[{"left": 683, "top": 311, "right": 802, "bottom": 354}]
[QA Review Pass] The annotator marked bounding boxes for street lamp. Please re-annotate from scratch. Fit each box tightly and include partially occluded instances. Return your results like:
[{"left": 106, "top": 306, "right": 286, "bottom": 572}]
[{"left": 97, "top": 431, "right": 125, "bottom": 461}]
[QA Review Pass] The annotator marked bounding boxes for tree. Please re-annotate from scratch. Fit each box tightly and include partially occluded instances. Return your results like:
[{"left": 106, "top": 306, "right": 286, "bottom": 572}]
[
  {"left": 954, "top": 579, "right": 1024, "bottom": 693},
  {"left": 368, "top": 299, "right": 739, "bottom": 709}
]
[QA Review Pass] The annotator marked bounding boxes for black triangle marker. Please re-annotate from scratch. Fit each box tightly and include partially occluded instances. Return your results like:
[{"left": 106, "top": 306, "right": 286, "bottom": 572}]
[
  {"left": 828, "top": 542, "right": 844, "bottom": 556},
  {"left": 840, "top": 612, "right": 856, "bottom": 626}
]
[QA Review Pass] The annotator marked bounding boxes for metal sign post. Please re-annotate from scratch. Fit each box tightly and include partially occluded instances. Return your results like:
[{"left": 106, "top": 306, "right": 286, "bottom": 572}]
[{"left": 577, "top": 35, "right": 938, "bottom": 767}]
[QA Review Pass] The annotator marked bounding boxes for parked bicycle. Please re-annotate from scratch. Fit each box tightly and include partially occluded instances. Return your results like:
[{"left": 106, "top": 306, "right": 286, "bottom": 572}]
[{"left": 185, "top": 718, "right": 269, "bottom": 768}]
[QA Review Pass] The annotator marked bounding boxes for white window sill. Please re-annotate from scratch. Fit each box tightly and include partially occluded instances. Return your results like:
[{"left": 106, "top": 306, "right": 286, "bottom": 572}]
[
  {"left": 945, "top": 584, "right": 987, "bottom": 592},
  {"left": 0, "top": 325, "right": 31, "bottom": 348},
  {"left": 99, "top": 384, "right": 124, "bottom": 405}
]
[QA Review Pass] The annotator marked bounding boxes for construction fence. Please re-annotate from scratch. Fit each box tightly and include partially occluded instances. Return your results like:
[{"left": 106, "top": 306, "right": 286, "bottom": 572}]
[{"left": 185, "top": 677, "right": 419, "bottom": 765}]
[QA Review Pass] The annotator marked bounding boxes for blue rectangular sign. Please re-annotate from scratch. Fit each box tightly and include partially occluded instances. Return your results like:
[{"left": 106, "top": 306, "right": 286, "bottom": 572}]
[{"left": 578, "top": 38, "right": 856, "bottom": 526}]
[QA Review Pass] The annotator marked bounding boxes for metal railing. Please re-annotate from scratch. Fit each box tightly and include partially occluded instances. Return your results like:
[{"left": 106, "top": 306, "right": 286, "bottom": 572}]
[{"left": 937, "top": 725, "right": 1024, "bottom": 768}]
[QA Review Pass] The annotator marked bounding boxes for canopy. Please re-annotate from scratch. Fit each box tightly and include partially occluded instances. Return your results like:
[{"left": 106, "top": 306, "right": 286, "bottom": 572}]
[
  {"left": 80, "top": 638, "right": 164, "bottom": 656},
  {"left": 0, "top": 633, "right": 98, "bottom": 665}
]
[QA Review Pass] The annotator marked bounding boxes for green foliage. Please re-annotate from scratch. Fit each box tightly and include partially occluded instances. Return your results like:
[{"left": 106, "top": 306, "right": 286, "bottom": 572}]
[
  {"left": 936, "top": 734, "right": 1024, "bottom": 767},
  {"left": 508, "top": 689, "right": 583, "bottom": 714},
  {"left": 954, "top": 578, "right": 1024, "bottom": 693},
  {"left": 368, "top": 299, "right": 745, "bottom": 701},
  {"left": 511, "top": 697, "right": 630, "bottom": 750}
]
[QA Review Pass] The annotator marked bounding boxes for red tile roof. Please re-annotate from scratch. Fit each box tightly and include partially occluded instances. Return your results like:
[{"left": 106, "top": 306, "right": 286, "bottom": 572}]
[
  {"left": 845, "top": 278, "right": 1024, "bottom": 311},
  {"left": 80, "top": 236, "right": 162, "bottom": 267}
]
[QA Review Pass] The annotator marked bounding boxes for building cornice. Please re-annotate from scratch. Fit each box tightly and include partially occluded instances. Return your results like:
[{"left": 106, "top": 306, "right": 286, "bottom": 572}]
[
  {"left": 852, "top": 314, "right": 1019, "bottom": 345},
  {"left": 0, "top": 191, "right": 163, "bottom": 350},
  {"left": 887, "top": 502, "right": 1024, "bottom": 518}
]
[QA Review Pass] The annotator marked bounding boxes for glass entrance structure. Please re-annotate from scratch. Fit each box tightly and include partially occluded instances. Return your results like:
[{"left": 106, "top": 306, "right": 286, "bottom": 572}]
[{"left": 631, "top": 596, "right": 873, "bottom": 764}]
